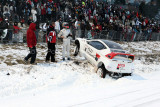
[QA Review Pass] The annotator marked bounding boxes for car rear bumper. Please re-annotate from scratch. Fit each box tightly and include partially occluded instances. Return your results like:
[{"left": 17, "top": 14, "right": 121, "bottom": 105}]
[{"left": 104, "top": 61, "right": 134, "bottom": 74}]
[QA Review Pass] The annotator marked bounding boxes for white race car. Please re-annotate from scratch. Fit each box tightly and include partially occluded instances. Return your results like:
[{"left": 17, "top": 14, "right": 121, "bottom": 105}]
[{"left": 74, "top": 38, "right": 135, "bottom": 78}]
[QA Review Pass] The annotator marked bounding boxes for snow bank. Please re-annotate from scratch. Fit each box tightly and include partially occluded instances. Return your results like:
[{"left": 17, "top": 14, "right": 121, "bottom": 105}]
[{"left": 0, "top": 41, "right": 160, "bottom": 107}]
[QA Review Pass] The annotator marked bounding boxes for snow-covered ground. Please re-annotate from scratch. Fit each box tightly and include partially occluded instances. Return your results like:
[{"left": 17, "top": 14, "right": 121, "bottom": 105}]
[{"left": 0, "top": 41, "right": 160, "bottom": 107}]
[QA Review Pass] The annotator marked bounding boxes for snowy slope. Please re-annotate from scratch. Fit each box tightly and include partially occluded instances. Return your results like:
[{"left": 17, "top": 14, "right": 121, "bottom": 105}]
[{"left": 0, "top": 41, "right": 160, "bottom": 107}]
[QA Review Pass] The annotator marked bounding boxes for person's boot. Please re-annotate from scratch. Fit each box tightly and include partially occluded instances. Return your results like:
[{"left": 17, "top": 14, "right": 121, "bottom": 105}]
[
  {"left": 51, "top": 58, "right": 57, "bottom": 62},
  {"left": 67, "top": 58, "right": 70, "bottom": 60},
  {"left": 30, "top": 62, "right": 37, "bottom": 65},
  {"left": 45, "top": 60, "right": 49, "bottom": 63},
  {"left": 24, "top": 58, "right": 28, "bottom": 64}
]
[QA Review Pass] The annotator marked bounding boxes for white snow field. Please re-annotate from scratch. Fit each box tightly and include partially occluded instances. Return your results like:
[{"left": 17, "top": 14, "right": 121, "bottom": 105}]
[{"left": 0, "top": 41, "right": 160, "bottom": 107}]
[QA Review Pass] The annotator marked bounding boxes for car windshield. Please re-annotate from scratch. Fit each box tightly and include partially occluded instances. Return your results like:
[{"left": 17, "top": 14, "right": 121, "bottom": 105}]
[
  {"left": 111, "top": 49, "right": 125, "bottom": 53},
  {"left": 102, "top": 40, "right": 123, "bottom": 49},
  {"left": 101, "top": 40, "right": 125, "bottom": 53}
]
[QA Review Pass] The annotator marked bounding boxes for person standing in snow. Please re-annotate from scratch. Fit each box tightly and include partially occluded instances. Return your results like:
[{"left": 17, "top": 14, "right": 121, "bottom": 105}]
[
  {"left": 46, "top": 22, "right": 56, "bottom": 62},
  {"left": 58, "top": 23, "right": 72, "bottom": 61},
  {"left": 24, "top": 23, "right": 37, "bottom": 64}
]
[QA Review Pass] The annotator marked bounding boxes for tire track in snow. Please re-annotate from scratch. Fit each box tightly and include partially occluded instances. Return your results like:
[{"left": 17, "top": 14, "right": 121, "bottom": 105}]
[
  {"left": 118, "top": 89, "right": 160, "bottom": 107},
  {"left": 68, "top": 84, "right": 160, "bottom": 107},
  {"left": 68, "top": 90, "right": 141, "bottom": 107}
]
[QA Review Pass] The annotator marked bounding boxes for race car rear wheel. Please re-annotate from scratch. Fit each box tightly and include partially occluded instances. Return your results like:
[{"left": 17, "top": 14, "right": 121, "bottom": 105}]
[
  {"left": 122, "top": 73, "right": 132, "bottom": 76},
  {"left": 109, "top": 72, "right": 122, "bottom": 79},
  {"left": 97, "top": 65, "right": 106, "bottom": 78}
]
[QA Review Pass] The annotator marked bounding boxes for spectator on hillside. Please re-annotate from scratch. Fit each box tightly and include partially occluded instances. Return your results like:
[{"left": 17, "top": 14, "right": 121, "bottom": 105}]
[
  {"left": 12, "top": 13, "right": 19, "bottom": 23},
  {"left": 80, "top": 20, "right": 85, "bottom": 38},
  {"left": 3, "top": 3, "right": 10, "bottom": 13},
  {"left": 46, "top": 6, "right": 52, "bottom": 21},
  {"left": 0, "top": 0, "right": 159, "bottom": 43},
  {"left": 31, "top": 7, "right": 37, "bottom": 22},
  {"left": 7, "top": 21, "right": 14, "bottom": 43},
  {"left": 0, "top": 18, "right": 9, "bottom": 43},
  {"left": 3, "top": 8, "right": 10, "bottom": 20},
  {"left": 86, "top": 21, "right": 92, "bottom": 39},
  {"left": 0, "top": 17, "right": 4, "bottom": 37},
  {"left": 36, "top": 5, "right": 41, "bottom": 22},
  {"left": 28, "top": 16, "right": 33, "bottom": 25},
  {"left": 13, "top": 22, "right": 21, "bottom": 43},
  {"left": 41, "top": 5, "right": 46, "bottom": 22},
  {"left": 35, "top": 21, "right": 40, "bottom": 41},
  {"left": 55, "top": 19, "right": 60, "bottom": 34}
]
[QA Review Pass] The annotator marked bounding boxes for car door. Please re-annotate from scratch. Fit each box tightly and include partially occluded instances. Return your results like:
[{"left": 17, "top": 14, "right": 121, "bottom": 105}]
[
  {"left": 84, "top": 41, "right": 95, "bottom": 65},
  {"left": 85, "top": 41, "right": 106, "bottom": 65}
]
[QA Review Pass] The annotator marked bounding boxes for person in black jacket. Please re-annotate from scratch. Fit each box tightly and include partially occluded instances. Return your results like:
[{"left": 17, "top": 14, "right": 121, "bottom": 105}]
[
  {"left": 28, "top": 16, "right": 33, "bottom": 26},
  {"left": 86, "top": 21, "right": 92, "bottom": 39},
  {"left": 0, "top": 18, "right": 3, "bottom": 37},
  {"left": 0, "top": 7, "right": 3, "bottom": 18},
  {"left": 80, "top": 20, "right": 86, "bottom": 38},
  {"left": 0, "top": 18, "right": 8, "bottom": 40}
]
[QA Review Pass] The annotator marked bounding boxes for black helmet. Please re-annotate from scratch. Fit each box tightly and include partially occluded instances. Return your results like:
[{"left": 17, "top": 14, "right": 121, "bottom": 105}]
[{"left": 47, "top": 25, "right": 54, "bottom": 33}]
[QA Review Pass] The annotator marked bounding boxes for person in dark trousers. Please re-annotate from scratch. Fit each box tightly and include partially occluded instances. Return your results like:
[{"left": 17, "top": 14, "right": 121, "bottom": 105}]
[
  {"left": 24, "top": 23, "right": 37, "bottom": 64},
  {"left": 46, "top": 22, "right": 56, "bottom": 62},
  {"left": 0, "top": 18, "right": 8, "bottom": 43}
]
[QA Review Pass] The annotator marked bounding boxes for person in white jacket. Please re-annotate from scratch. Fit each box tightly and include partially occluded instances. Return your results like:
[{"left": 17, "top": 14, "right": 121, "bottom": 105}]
[
  {"left": 55, "top": 19, "right": 60, "bottom": 34},
  {"left": 58, "top": 24, "right": 72, "bottom": 61},
  {"left": 31, "top": 8, "right": 37, "bottom": 22}
]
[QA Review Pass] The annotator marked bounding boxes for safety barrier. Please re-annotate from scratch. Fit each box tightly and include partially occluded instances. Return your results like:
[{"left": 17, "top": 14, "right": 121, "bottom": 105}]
[
  {"left": 0, "top": 29, "right": 160, "bottom": 43},
  {"left": 0, "top": 29, "right": 46, "bottom": 43}
]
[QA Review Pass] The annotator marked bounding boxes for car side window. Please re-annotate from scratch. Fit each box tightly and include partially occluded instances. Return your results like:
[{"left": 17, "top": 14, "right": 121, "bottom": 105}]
[{"left": 88, "top": 41, "right": 106, "bottom": 50}]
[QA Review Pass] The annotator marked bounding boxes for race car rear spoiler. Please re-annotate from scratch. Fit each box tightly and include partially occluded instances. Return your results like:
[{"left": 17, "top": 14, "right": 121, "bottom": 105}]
[{"left": 105, "top": 52, "right": 135, "bottom": 61}]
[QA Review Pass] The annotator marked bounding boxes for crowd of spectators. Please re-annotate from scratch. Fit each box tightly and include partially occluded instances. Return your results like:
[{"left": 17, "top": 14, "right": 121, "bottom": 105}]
[{"left": 0, "top": 0, "right": 160, "bottom": 43}]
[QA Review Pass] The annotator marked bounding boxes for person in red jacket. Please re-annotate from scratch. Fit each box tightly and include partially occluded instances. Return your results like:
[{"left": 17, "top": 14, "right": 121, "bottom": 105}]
[
  {"left": 46, "top": 22, "right": 56, "bottom": 62},
  {"left": 41, "top": 5, "right": 46, "bottom": 22},
  {"left": 24, "top": 23, "right": 37, "bottom": 64},
  {"left": 13, "top": 22, "right": 21, "bottom": 43}
]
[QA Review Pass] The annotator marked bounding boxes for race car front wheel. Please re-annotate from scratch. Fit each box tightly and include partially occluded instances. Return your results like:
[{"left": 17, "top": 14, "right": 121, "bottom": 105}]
[
  {"left": 74, "top": 41, "right": 80, "bottom": 56},
  {"left": 97, "top": 66, "right": 106, "bottom": 78},
  {"left": 74, "top": 45, "right": 79, "bottom": 56}
]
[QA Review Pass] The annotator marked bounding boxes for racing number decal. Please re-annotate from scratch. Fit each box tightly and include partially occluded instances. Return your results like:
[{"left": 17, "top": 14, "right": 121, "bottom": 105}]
[
  {"left": 87, "top": 47, "right": 93, "bottom": 53},
  {"left": 85, "top": 45, "right": 95, "bottom": 58}
]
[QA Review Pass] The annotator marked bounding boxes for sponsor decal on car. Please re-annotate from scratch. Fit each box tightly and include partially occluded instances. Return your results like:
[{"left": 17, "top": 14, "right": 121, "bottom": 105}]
[
  {"left": 95, "top": 53, "right": 100, "bottom": 61},
  {"left": 117, "top": 64, "right": 125, "bottom": 70}
]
